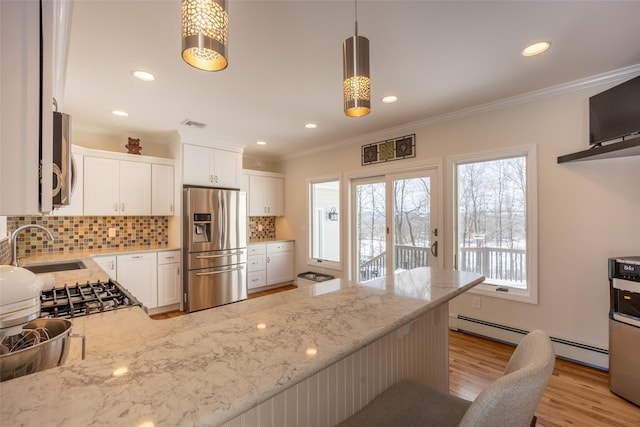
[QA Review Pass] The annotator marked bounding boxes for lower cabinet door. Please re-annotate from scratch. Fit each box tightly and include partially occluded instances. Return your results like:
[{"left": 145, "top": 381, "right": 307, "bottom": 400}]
[
  {"left": 116, "top": 253, "right": 158, "bottom": 309},
  {"left": 157, "top": 262, "right": 181, "bottom": 307}
]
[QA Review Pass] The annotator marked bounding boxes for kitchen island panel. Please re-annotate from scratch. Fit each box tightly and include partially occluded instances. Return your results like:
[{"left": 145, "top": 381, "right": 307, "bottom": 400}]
[{"left": 223, "top": 303, "right": 448, "bottom": 427}]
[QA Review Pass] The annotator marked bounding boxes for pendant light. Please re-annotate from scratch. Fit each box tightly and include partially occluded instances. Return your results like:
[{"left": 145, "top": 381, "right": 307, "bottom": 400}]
[
  {"left": 181, "top": 0, "right": 228, "bottom": 71},
  {"left": 343, "top": 0, "right": 370, "bottom": 117}
]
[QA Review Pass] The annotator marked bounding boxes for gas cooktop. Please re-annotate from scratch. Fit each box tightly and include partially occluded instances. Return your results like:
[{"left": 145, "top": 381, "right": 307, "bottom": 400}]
[{"left": 39, "top": 280, "right": 141, "bottom": 319}]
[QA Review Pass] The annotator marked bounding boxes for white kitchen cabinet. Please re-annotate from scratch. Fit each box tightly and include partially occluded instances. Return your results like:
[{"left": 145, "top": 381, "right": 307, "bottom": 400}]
[
  {"left": 248, "top": 174, "right": 284, "bottom": 216},
  {"left": 247, "top": 244, "right": 267, "bottom": 290},
  {"left": 157, "top": 250, "right": 181, "bottom": 307},
  {"left": 83, "top": 157, "right": 151, "bottom": 215},
  {"left": 152, "top": 164, "right": 175, "bottom": 216},
  {"left": 183, "top": 144, "right": 241, "bottom": 189},
  {"left": 266, "top": 241, "right": 294, "bottom": 286},
  {"left": 117, "top": 252, "right": 158, "bottom": 309},
  {"left": 92, "top": 255, "right": 117, "bottom": 280},
  {"left": 50, "top": 151, "right": 83, "bottom": 216}
]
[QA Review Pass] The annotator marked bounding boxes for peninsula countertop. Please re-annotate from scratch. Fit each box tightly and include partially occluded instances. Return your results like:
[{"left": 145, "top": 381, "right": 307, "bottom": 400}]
[{"left": 0, "top": 267, "right": 484, "bottom": 426}]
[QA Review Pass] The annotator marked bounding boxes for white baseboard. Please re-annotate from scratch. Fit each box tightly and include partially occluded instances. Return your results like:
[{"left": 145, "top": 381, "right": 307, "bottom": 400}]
[{"left": 449, "top": 313, "right": 609, "bottom": 370}]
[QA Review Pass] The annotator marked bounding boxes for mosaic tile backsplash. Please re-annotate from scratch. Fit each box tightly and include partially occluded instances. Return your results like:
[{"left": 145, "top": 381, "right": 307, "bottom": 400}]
[
  {"left": 249, "top": 216, "right": 276, "bottom": 240},
  {"left": 2, "top": 216, "right": 168, "bottom": 264},
  {"left": 0, "top": 215, "right": 277, "bottom": 264}
]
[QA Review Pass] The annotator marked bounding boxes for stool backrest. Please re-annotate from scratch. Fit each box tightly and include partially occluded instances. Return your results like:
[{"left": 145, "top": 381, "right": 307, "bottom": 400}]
[{"left": 459, "top": 329, "right": 555, "bottom": 427}]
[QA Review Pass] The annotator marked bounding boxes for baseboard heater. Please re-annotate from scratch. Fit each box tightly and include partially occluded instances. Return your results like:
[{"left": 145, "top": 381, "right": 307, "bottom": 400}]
[{"left": 450, "top": 314, "right": 609, "bottom": 370}]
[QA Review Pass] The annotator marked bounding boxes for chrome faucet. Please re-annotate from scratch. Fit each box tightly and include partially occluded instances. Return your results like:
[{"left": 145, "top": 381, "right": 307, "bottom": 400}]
[{"left": 10, "top": 224, "right": 55, "bottom": 266}]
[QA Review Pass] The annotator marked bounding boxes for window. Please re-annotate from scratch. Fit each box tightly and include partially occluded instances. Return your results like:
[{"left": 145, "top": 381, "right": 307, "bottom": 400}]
[
  {"left": 309, "top": 178, "right": 341, "bottom": 269},
  {"left": 452, "top": 146, "right": 538, "bottom": 303}
]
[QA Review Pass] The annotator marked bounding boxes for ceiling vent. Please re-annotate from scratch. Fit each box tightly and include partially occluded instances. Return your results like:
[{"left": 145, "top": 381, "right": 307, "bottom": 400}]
[{"left": 181, "top": 119, "right": 206, "bottom": 129}]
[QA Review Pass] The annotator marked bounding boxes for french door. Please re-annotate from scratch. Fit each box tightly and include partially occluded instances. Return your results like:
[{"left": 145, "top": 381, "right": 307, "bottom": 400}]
[{"left": 352, "top": 169, "right": 439, "bottom": 282}]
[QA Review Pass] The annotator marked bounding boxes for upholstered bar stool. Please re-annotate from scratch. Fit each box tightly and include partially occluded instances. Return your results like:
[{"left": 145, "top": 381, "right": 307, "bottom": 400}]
[{"left": 338, "top": 329, "right": 555, "bottom": 427}]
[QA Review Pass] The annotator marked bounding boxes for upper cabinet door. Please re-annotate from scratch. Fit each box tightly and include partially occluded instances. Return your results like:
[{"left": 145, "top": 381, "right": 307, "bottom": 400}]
[
  {"left": 212, "top": 148, "right": 241, "bottom": 189},
  {"left": 84, "top": 156, "right": 152, "bottom": 216},
  {"left": 152, "top": 164, "right": 175, "bottom": 216},
  {"left": 183, "top": 144, "right": 211, "bottom": 186},
  {"left": 119, "top": 161, "right": 151, "bottom": 215},
  {"left": 83, "top": 157, "right": 120, "bottom": 215},
  {"left": 183, "top": 144, "right": 241, "bottom": 189}
]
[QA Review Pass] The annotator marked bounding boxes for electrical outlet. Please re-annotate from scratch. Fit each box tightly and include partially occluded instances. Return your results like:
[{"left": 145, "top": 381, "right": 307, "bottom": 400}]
[
  {"left": 258, "top": 224, "right": 263, "bottom": 231},
  {"left": 472, "top": 296, "right": 481, "bottom": 309},
  {"left": 108, "top": 227, "right": 117, "bottom": 238}
]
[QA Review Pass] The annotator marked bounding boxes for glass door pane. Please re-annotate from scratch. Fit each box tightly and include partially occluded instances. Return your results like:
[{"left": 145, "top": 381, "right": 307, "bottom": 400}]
[
  {"left": 392, "top": 174, "right": 434, "bottom": 272},
  {"left": 353, "top": 178, "right": 386, "bottom": 282}
]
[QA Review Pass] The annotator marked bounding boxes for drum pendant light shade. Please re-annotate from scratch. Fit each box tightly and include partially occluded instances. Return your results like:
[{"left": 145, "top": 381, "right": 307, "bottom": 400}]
[
  {"left": 343, "top": 0, "right": 370, "bottom": 117},
  {"left": 343, "top": 35, "right": 370, "bottom": 117},
  {"left": 181, "top": 0, "right": 228, "bottom": 71}
]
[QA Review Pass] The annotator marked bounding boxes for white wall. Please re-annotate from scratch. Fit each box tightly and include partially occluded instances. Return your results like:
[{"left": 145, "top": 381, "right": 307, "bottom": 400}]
[{"left": 280, "top": 78, "right": 640, "bottom": 355}]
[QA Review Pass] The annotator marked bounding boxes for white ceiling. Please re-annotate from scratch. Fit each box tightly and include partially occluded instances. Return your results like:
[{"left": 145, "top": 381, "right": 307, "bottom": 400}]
[{"left": 63, "top": 0, "right": 640, "bottom": 160}]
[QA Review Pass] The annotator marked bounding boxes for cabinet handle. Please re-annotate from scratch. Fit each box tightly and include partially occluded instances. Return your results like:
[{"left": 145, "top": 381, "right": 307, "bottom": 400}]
[
  {"left": 177, "top": 267, "right": 180, "bottom": 275},
  {"left": 267, "top": 256, "right": 271, "bottom": 263},
  {"left": 214, "top": 175, "right": 219, "bottom": 183},
  {"left": 132, "top": 255, "right": 143, "bottom": 259},
  {"left": 113, "top": 203, "right": 118, "bottom": 212},
  {"left": 209, "top": 174, "right": 214, "bottom": 182},
  {"left": 121, "top": 203, "right": 125, "bottom": 212},
  {"left": 165, "top": 256, "right": 175, "bottom": 259},
  {"left": 170, "top": 203, "right": 174, "bottom": 213}
]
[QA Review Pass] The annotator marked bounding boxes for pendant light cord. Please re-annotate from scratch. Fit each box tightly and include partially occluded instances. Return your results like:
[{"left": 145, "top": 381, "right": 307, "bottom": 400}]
[{"left": 354, "top": 0, "right": 358, "bottom": 36}]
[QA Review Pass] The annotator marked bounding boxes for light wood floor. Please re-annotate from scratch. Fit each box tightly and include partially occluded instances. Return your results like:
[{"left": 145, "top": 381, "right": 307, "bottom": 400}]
[
  {"left": 152, "top": 286, "right": 640, "bottom": 425},
  {"left": 449, "top": 330, "right": 640, "bottom": 427}
]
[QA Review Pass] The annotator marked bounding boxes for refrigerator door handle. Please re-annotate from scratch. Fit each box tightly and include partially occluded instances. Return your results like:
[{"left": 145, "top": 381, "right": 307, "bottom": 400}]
[
  {"left": 195, "top": 266, "right": 244, "bottom": 276},
  {"left": 195, "top": 251, "right": 244, "bottom": 259}
]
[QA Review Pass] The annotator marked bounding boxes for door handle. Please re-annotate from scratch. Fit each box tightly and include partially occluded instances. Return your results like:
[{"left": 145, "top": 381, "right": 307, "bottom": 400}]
[
  {"left": 195, "top": 266, "right": 243, "bottom": 276},
  {"left": 195, "top": 251, "right": 244, "bottom": 259},
  {"left": 431, "top": 241, "right": 438, "bottom": 257}
]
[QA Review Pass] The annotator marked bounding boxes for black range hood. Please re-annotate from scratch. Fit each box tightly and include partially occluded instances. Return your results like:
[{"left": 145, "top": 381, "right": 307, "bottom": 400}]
[{"left": 557, "top": 136, "right": 640, "bottom": 163}]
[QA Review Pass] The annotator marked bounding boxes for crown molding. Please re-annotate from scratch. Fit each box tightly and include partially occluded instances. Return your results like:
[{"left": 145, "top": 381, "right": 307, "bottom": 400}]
[{"left": 283, "top": 64, "right": 640, "bottom": 161}]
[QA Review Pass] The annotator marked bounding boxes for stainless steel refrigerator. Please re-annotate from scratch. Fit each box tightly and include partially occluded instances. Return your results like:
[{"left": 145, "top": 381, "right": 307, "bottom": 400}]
[{"left": 183, "top": 187, "right": 247, "bottom": 312}]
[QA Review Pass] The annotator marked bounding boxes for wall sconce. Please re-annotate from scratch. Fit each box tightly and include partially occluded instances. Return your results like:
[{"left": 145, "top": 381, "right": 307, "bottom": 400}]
[{"left": 328, "top": 207, "right": 339, "bottom": 221}]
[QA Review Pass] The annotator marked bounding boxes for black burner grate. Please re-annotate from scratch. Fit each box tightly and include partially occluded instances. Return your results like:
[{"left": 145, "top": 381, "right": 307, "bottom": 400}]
[{"left": 39, "top": 280, "right": 141, "bottom": 318}]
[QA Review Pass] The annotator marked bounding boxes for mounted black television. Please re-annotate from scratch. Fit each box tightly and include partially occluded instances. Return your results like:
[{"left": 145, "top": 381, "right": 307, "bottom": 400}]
[{"left": 589, "top": 75, "right": 640, "bottom": 145}]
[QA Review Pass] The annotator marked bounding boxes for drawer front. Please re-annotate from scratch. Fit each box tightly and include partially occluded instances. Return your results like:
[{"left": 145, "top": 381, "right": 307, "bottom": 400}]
[
  {"left": 248, "top": 271, "right": 266, "bottom": 290},
  {"left": 248, "top": 254, "right": 266, "bottom": 272},
  {"left": 158, "top": 250, "right": 181, "bottom": 265},
  {"left": 267, "top": 241, "right": 294, "bottom": 253},
  {"left": 248, "top": 244, "right": 266, "bottom": 255}
]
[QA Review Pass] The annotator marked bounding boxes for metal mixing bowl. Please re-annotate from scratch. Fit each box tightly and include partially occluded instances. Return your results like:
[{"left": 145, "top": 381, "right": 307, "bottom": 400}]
[{"left": 0, "top": 318, "right": 72, "bottom": 381}]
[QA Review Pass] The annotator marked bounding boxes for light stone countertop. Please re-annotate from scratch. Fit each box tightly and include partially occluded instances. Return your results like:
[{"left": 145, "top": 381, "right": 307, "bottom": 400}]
[
  {"left": 0, "top": 267, "right": 484, "bottom": 427},
  {"left": 17, "top": 245, "right": 179, "bottom": 287}
]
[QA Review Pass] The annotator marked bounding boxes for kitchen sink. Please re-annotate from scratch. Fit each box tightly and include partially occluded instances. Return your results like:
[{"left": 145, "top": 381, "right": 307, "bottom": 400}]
[{"left": 23, "top": 260, "right": 87, "bottom": 274}]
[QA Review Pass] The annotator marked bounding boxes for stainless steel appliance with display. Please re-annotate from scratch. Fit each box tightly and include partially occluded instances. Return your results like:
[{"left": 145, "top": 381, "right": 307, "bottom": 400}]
[
  {"left": 183, "top": 187, "right": 247, "bottom": 312},
  {"left": 609, "top": 256, "right": 640, "bottom": 406}
]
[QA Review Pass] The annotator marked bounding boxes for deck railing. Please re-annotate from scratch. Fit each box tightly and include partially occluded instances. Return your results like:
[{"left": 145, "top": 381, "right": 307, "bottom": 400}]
[
  {"left": 360, "top": 245, "right": 431, "bottom": 281},
  {"left": 359, "top": 245, "right": 525, "bottom": 286},
  {"left": 458, "top": 247, "right": 526, "bottom": 285}
]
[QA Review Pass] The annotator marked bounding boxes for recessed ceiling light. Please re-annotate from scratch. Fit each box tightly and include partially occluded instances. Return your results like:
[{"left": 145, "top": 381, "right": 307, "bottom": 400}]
[
  {"left": 305, "top": 123, "right": 317, "bottom": 129},
  {"left": 131, "top": 70, "right": 155, "bottom": 81},
  {"left": 257, "top": 141, "right": 267, "bottom": 145},
  {"left": 381, "top": 95, "right": 398, "bottom": 104},
  {"left": 522, "top": 41, "right": 551, "bottom": 57},
  {"left": 111, "top": 110, "right": 129, "bottom": 117}
]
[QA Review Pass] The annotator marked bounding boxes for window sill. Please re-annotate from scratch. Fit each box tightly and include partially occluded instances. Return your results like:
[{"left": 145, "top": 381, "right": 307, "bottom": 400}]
[
  {"left": 307, "top": 258, "right": 342, "bottom": 272},
  {"left": 469, "top": 282, "right": 538, "bottom": 305}
]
